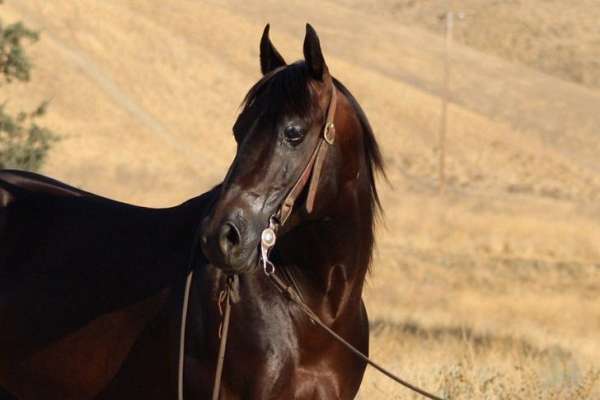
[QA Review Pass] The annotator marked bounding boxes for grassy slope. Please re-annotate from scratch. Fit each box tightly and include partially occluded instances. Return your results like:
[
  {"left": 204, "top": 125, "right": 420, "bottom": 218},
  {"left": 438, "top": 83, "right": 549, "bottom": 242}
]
[
  {"left": 2, "top": 0, "right": 599, "bottom": 398},
  {"left": 339, "top": 0, "right": 600, "bottom": 89}
]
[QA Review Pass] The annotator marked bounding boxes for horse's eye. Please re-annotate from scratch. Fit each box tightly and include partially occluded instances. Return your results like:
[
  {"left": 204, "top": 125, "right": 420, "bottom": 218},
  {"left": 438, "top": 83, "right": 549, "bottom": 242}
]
[{"left": 283, "top": 125, "right": 305, "bottom": 145}]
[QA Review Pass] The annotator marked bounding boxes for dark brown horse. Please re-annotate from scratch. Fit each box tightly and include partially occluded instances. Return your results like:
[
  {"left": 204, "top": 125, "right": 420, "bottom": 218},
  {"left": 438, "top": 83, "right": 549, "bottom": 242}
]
[
  {"left": 0, "top": 170, "right": 220, "bottom": 399},
  {"left": 0, "top": 23, "right": 383, "bottom": 399},
  {"left": 196, "top": 24, "right": 384, "bottom": 399}
]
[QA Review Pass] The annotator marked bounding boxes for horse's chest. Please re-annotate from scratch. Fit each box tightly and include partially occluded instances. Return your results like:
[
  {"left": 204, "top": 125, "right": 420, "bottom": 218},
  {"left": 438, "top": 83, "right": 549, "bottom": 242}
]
[{"left": 219, "top": 329, "right": 355, "bottom": 399}]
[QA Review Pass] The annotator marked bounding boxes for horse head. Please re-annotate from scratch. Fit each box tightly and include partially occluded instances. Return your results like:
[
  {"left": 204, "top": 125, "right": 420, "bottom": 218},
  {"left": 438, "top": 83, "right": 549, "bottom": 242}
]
[{"left": 201, "top": 23, "right": 382, "bottom": 277}]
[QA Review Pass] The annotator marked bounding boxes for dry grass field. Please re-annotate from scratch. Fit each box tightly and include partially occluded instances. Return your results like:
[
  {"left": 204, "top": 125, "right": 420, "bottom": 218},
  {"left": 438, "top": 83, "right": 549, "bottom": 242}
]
[
  {"left": 2, "top": 0, "right": 599, "bottom": 398},
  {"left": 343, "top": 0, "right": 600, "bottom": 89}
]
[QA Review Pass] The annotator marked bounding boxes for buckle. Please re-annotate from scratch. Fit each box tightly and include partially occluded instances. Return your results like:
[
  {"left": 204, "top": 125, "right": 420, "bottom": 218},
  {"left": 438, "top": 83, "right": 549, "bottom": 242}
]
[
  {"left": 260, "top": 217, "right": 278, "bottom": 276},
  {"left": 324, "top": 122, "right": 335, "bottom": 144}
]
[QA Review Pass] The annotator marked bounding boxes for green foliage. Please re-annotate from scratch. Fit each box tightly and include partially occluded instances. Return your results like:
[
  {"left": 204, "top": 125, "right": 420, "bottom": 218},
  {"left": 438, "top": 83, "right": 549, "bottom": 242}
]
[
  {"left": 0, "top": 101, "right": 56, "bottom": 170},
  {"left": 0, "top": 20, "right": 39, "bottom": 84},
  {"left": 0, "top": 4, "right": 58, "bottom": 171}
]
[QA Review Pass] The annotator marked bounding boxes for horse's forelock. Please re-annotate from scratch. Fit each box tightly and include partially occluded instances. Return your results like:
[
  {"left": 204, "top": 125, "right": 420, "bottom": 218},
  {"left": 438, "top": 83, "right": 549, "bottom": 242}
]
[
  {"left": 236, "top": 66, "right": 385, "bottom": 245},
  {"left": 240, "top": 62, "right": 314, "bottom": 117}
]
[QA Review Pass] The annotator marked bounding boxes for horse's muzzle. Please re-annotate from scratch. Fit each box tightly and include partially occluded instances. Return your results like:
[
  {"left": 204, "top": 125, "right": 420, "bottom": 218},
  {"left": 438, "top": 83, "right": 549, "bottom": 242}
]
[{"left": 200, "top": 213, "right": 259, "bottom": 273}]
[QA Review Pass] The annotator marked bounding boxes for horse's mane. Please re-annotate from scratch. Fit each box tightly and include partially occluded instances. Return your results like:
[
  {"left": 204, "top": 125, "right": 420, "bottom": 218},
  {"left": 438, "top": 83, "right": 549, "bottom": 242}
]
[
  {"left": 331, "top": 77, "right": 385, "bottom": 217},
  {"left": 239, "top": 62, "right": 385, "bottom": 221}
]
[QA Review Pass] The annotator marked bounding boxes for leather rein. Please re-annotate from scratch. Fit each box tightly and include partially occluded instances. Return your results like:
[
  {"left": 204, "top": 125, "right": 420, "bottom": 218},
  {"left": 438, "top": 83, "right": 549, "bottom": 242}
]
[{"left": 178, "top": 82, "right": 445, "bottom": 400}]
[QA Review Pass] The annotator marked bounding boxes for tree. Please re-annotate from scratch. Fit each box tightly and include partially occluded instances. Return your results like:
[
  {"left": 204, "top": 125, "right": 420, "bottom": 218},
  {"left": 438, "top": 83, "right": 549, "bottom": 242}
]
[{"left": 0, "top": 1, "right": 58, "bottom": 171}]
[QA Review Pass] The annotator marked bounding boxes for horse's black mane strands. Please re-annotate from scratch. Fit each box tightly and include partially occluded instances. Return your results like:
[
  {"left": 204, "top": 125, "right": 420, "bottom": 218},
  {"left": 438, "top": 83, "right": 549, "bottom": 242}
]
[{"left": 239, "top": 62, "right": 385, "bottom": 218}]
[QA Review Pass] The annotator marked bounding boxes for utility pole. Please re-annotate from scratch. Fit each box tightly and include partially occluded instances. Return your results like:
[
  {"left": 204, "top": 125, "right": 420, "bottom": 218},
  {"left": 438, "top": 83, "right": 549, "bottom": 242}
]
[{"left": 438, "top": 11, "right": 454, "bottom": 194}]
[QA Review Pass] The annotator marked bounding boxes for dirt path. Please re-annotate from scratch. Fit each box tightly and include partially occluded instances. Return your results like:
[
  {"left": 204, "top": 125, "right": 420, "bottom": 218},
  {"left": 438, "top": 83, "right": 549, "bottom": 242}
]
[{"left": 9, "top": 2, "right": 204, "bottom": 171}]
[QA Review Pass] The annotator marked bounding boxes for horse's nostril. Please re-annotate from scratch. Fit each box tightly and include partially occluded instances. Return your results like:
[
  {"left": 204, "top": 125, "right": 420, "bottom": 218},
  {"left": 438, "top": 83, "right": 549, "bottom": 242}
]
[{"left": 219, "top": 221, "right": 241, "bottom": 256}]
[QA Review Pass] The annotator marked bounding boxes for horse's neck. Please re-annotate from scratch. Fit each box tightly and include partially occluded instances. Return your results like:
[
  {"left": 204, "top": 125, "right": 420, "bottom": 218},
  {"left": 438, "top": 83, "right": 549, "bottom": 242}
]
[
  {"left": 277, "top": 179, "right": 374, "bottom": 324},
  {"left": 187, "top": 180, "right": 372, "bottom": 348}
]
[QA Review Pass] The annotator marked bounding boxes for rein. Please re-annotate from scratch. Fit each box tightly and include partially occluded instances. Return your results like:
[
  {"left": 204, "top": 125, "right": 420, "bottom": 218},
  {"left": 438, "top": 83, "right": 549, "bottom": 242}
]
[
  {"left": 178, "top": 270, "right": 234, "bottom": 400},
  {"left": 262, "top": 250, "right": 445, "bottom": 400},
  {"left": 178, "top": 82, "right": 445, "bottom": 400},
  {"left": 258, "top": 82, "right": 445, "bottom": 400}
]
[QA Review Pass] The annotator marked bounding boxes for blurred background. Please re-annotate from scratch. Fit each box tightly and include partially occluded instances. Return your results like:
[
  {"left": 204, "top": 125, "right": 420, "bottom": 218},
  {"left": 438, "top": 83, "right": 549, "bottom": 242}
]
[{"left": 1, "top": 0, "right": 599, "bottom": 398}]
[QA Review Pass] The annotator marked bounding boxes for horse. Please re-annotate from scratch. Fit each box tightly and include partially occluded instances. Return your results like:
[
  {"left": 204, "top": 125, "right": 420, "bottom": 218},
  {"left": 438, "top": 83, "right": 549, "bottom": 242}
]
[
  {"left": 0, "top": 170, "right": 220, "bottom": 399},
  {"left": 0, "top": 23, "right": 384, "bottom": 399},
  {"left": 194, "top": 24, "right": 384, "bottom": 399}
]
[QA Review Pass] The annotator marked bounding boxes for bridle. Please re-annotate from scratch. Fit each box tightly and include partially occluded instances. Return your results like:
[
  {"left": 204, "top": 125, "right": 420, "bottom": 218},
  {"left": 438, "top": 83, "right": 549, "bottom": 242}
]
[
  {"left": 279, "top": 79, "right": 337, "bottom": 224},
  {"left": 260, "top": 79, "right": 337, "bottom": 276},
  {"left": 259, "top": 81, "right": 444, "bottom": 400},
  {"left": 178, "top": 79, "right": 445, "bottom": 400},
  {"left": 176, "top": 80, "right": 337, "bottom": 400}
]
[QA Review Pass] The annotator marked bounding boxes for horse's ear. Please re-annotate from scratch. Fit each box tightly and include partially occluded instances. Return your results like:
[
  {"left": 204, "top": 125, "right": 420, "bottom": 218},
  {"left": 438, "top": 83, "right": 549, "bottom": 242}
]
[
  {"left": 303, "top": 23, "right": 329, "bottom": 81},
  {"left": 260, "top": 24, "right": 286, "bottom": 75}
]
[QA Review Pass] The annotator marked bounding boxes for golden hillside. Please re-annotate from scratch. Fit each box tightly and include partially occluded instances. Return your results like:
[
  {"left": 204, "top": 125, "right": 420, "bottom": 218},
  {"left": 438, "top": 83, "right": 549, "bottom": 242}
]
[
  {"left": 344, "top": 0, "right": 600, "bottom": 89},
  {"left": 2, "top": 1, "right": 599, "bottom": 398}
]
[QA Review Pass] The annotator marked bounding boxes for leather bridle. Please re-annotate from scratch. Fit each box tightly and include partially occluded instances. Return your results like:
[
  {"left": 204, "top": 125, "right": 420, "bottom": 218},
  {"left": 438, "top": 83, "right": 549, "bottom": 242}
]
[
  {"left": 177, "top": 80, "right": 338, "bottom": 400},
  {"left": 257, "top": 80, "right": 444, "bottom": 400},
  {"left": 277, "top": 81, "right": 337, "bottom": 226},
  {"left": 259, "top": 79, "right": 337, "bottom": 276},
  {"left": 178, "top": 79, "right": 445, "bottom": 400}
]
